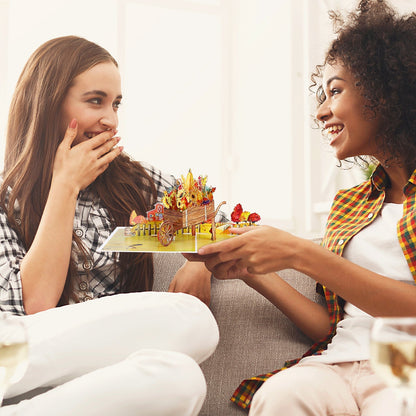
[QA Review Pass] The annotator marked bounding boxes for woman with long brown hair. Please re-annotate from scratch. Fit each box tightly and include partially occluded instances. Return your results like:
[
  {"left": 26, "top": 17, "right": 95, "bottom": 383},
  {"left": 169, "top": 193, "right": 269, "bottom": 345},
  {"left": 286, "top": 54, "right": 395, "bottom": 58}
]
[{"left": 0, "top": 35, "right": 218, "bottom": 415}]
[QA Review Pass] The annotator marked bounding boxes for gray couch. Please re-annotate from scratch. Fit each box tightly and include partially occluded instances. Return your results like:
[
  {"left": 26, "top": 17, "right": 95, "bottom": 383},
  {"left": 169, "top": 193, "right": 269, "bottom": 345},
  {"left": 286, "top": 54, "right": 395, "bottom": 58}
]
[{"left": 153, "top": 251, "right": 324, "bottom": 416}]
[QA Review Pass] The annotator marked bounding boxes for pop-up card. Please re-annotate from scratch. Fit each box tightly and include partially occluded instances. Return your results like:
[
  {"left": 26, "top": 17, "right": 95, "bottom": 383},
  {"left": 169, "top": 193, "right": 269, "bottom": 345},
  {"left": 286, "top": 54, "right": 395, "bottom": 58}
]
[{"left": 99, "top": 170, "right": 260, "bottom": 253}]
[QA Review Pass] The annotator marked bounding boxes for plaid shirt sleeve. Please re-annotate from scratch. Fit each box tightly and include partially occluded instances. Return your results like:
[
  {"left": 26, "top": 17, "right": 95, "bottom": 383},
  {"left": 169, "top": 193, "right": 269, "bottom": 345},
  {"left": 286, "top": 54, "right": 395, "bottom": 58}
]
[
  {"left": 140, "top": 161, "right": 176, "bottom": 201},
  {"left": 0, "top": 206, "right": 26, "bottom": 315}
]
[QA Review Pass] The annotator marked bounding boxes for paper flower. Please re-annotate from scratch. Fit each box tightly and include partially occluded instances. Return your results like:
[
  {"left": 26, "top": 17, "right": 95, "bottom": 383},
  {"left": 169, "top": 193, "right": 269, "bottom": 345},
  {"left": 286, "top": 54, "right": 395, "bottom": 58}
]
[
  {"left": 231, "top": 204, "right": 243, "bottom": 222},
  {"left": 129, "top": 210, "right": 147, "bottom": 225},
  {"left": 177, "top": 196, "right": 189, "bottom": 211},
  {"left": 247, "top": 212, "right": 261, "bottom": 223},
  {"left": 231, "top": 204, "right": 261, "bottom": 223},
  {"left": 162, "top": 195, "right": 171, "bottom": 209},
  {"left": 240, "top": 211, "right": 251, "bottom": 222},
  {"left": 161, "top": 170, "right": 215, "bottom": 212}
]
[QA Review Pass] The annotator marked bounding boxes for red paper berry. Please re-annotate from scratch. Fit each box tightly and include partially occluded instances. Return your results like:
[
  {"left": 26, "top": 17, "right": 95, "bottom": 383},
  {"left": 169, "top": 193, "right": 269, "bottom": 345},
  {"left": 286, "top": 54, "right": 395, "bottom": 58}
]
[{"left": 248, "top": 212, "right": 261, "bottom": 223}]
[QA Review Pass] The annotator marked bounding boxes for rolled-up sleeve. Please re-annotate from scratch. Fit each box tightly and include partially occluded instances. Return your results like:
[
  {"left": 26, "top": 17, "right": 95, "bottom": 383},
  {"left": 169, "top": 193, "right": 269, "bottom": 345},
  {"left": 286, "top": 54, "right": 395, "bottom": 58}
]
[{"left": 0, "top": 208, "right": 26, "bottom": 315}]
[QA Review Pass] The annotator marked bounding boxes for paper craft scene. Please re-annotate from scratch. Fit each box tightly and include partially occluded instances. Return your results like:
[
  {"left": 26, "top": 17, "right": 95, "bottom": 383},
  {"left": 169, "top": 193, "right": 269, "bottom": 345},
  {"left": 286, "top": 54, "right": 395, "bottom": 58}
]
[
  {"left": 3, "top": 1, "right": 416, "bottom": 415},
  {"left": 100, "top": 170, "right": 261, "bottom": 253}
]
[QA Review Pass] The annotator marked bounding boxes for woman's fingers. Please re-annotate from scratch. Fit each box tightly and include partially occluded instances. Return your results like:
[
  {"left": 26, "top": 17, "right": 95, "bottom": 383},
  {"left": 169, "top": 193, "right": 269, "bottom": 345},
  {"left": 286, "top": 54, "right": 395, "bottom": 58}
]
[
  {"left": 189, "top": 226, "right": 288, "bottom": 276},
  {"left": 77, "top": 131, "right": 122, "bottom": 167},
  {"left": 82, "top": 130, "right": 119, "bottom": 153},
  {"left": 229, "top": 226, "right": 256, "bottom": 235},
  {"left": 202, "top": 247, "right": 242, "bottom": 270},
  {"left": 95, "top": 136, "right": 121, "bottom": 159},
  {"left": 96, "top": 145, "right": 123, "bottom": 169},
  {"left": 198, "top": 235, "right": 244, "bottom": 256},
  {"left": 198, "top": 226, "right": 263, "bottom": 256},
  {"left": 100, "top": 137, "right": 123, "bottom": 158},
  {"left": 61, "top": 119, "right": 78, "bottom": 148},
  {"left": 182, "top": 253, "right": 204, "bottom": 262},
  {"left": 54, "top": 127, "right": 123, "bottom": 191},
  {"left": 208, "top": 259, "right": 239, "bottom": 279},
  {"left": 85, "top": 129, "right": 116, "bottom": 148}
]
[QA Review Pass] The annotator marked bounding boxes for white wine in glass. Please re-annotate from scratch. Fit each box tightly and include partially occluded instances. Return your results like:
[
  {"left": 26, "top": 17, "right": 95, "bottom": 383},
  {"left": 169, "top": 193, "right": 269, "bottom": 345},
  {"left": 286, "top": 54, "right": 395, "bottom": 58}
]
[
  {"left": 370, "top": 317, "right": 416, "bottom": 416},
  {"left": 0, "top": 313, "right": 29, "bottom": 406}
]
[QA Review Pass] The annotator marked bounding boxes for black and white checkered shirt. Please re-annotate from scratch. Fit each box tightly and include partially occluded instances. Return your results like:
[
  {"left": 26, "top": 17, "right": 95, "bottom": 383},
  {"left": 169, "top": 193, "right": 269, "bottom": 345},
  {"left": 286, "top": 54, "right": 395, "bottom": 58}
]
[{"left": 0, "top": 163, "right": 176, "bottom": 315}]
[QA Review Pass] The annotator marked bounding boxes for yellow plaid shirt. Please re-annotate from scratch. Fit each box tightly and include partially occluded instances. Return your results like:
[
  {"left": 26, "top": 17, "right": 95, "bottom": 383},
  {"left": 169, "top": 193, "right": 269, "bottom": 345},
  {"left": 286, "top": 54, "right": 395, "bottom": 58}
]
[{"left": 231, "top": 164, "right": 416, "bottom": 410}]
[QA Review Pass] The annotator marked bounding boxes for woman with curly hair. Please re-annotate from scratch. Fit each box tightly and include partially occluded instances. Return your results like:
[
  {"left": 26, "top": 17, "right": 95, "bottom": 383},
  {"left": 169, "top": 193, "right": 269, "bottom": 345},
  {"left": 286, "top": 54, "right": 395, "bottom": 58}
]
[
  {"left": 188, "top": 0, "right": 416, "bottom": 414},
  {"left": 0, "top": 36, "right": 218, "bottom": 415}
]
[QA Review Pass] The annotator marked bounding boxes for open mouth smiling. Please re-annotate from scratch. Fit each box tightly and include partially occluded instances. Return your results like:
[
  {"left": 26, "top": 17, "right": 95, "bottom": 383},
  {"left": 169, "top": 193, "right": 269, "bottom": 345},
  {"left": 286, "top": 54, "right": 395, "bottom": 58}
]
[{"left": 324, "top": 124, "right": 344, "bottom": 142}]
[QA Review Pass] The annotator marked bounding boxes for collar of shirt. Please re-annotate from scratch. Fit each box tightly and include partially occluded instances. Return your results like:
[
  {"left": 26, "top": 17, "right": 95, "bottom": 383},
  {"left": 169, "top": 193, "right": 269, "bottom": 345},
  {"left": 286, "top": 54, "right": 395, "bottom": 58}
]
[{"left": 369, "top": 164, "right": 390, "bottom": 197}]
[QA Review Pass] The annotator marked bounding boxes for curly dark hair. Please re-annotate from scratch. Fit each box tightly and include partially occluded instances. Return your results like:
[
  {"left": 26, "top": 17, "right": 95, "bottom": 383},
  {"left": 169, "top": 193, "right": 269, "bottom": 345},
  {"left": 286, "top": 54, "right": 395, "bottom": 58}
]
[{"left": 312, "top": 0, "right": 416, "bottom": 171}]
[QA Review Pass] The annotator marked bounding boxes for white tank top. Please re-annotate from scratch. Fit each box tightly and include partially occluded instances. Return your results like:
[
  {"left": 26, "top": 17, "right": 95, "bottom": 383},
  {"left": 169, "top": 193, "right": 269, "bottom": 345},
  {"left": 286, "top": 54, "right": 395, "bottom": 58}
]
[{"left": 301, "top": 203, "right": 414, "bottom": 364}]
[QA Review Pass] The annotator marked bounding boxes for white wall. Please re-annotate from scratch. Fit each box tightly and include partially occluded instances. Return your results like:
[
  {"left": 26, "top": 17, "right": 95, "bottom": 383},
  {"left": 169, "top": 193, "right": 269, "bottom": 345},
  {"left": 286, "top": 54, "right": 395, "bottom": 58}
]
[
  {"left": 0, "top": 0, "right": 119, "bottom": 173},
  {"left": 2, "top": 0, "right": 412, "bottom": 236},
  {"left": 1, "top": 0, "right": 297, "bottom": 230},
  {"left": 118, "top": 0, "right": 224, "bottom": 204},
  {"left": 0, "top": 0, "right": 9, "bottom": 162},
  {"left": 228, "top": 0, "right": 293, "bottom": 227},
  {"left": 117, "top": 0, "right": 295, "bottom": 227}
]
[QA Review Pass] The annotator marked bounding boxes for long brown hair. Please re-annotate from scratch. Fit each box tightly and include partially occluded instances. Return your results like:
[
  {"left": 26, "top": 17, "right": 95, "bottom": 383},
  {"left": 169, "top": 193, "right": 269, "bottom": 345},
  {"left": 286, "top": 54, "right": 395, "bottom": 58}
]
[{"left": 1, "top": 36, "right": 157, "bottom": 305}]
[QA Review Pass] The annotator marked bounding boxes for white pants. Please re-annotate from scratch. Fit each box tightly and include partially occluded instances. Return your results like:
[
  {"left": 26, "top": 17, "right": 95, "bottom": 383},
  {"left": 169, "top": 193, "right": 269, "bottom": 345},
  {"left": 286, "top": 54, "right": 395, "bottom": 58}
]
[
  {"left": 1, "top": 292, "right": 219, "bottom": 416},
  {"left": 249, "top": 360, "right": 406, "bottom": 416}
]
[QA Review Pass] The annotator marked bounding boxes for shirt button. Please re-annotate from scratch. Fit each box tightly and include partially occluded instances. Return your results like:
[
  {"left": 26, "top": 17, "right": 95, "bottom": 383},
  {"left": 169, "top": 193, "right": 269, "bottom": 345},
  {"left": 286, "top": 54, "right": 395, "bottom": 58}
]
[
  {"left": 79, "top": 281, "right": 88, "bottom": 291},
  {"left": 15, "top": 217, "right": 22, "bottom": 225},
  {"left": 75, "top": 229, "right": 84, "bottom": 237},
  {"left": 338, "top": 239, "right": 344, "bottom": 245},
  {"left": 83, "top": 261, "right": 93, "bottom": 270},
  {"left": 368, "top": 213, "right": 374, "bottom": 219},
  {"left": 83, "top": 296, "right": 93, "bottom": 301}
]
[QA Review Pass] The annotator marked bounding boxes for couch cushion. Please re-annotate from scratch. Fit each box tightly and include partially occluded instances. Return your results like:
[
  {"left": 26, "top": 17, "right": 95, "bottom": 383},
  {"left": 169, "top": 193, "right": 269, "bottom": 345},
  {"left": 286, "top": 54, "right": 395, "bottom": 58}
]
[{"left": 153, "top": 253, "right": 322, "bottom": 416}]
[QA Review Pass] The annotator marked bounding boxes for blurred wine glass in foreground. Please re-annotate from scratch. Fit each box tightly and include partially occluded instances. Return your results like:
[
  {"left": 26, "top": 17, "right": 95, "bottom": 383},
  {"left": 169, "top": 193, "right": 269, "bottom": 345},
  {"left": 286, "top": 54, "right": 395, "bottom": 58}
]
[
  {"left": 0, "top": 313, "right": 28, "bottom": 406},
  {"left": 371, "top": 317, "right": 416, "bottom": 416}
]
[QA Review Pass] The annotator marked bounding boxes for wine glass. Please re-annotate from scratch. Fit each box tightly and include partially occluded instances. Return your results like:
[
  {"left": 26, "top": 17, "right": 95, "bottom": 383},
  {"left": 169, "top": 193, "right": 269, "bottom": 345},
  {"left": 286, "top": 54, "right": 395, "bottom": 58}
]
[
  {"left": 370, "top": 317, "right": 416, "bottom": 416},
  {"left": 0, "top": 313, "right": 29, "bottom": 406}
]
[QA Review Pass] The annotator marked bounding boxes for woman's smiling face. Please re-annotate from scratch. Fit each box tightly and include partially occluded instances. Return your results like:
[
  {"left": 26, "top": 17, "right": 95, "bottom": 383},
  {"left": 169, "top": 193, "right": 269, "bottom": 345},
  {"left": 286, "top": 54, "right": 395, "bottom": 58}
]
[
  {"left": 61, "top": 62, "right": 122, "bottom": 145},
  {"left": 316, "top": 62, "right": 381, "bottom": 161}
]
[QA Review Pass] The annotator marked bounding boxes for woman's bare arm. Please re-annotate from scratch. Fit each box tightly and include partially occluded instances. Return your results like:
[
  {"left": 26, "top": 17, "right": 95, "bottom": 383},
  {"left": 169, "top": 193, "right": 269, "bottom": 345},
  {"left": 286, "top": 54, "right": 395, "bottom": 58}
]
[{"left": 21, "top": 121, "right": 122, "bottom": 313}]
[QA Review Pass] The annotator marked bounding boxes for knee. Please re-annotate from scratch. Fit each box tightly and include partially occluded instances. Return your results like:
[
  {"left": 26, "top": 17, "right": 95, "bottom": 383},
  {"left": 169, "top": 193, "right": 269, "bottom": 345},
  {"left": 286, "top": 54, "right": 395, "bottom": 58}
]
[
  {"left": 250, "top": 374, "right": 293, "bottom": 414},
  {"left": 171, "top": 293, "right": 219, "bottom": 363},
  {"left": 250, "top": 369, "right": 318, "bottom": 414},
  {"left": 128, "top": 349, "right": 206, "bottom": 415},
  {"left": 163, "top": 351, "right": 206, "bottom": 407},
  {"left": 250, "top": 364, "right": 358, "bottom": 416}
]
